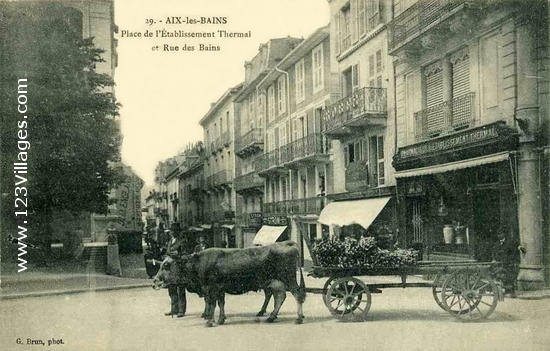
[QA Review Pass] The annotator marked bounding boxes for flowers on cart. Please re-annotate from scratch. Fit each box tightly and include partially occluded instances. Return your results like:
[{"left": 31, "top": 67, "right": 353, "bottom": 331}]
[{"left": 312, "top": 236, "right": 418, "bottom": 268}]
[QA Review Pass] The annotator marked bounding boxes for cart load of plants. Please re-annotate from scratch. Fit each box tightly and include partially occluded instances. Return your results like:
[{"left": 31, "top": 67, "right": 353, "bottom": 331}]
[{"left": 312, "top": 236, "right": 418, "bottom": 268}]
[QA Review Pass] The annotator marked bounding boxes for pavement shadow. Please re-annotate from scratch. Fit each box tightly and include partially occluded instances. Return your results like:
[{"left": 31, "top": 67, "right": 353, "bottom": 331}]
[{"left": 362, "top": 308, "right": 519, "bottom": 323}]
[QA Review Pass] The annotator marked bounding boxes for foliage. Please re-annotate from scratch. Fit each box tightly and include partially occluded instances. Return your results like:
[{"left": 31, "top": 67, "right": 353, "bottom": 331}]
[
  {"left": 0, "top": 5, "right": 123, "bottom": 218},
  {"left": 312, "top": 236, "right": 418, "bottom": 269}
]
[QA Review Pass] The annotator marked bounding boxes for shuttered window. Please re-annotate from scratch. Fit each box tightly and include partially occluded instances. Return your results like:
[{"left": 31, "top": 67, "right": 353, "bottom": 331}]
[
  {"left": 424, "top": 61, "right": 444, "bottom": 136},
  {"left": 451, "top": 49, "right": 471, "bottom": 129},
  {"left": 452, "top": 52, "right": 470, "bottom": 99}
]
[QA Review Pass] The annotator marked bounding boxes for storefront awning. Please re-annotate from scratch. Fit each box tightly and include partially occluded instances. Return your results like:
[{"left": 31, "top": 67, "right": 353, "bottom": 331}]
[
  {"left": 200, "top": 224, "right": 212, "bottom": 229},
  {"left": 252, "top": 225, "right": 287, "bottom": 246},
  {"left": 318, "top": 197, "right": 391, "bottom": 230},
  {"left": 221, "top": 224, "right": 235, "bottom": 230},
  {"left": 395, "top": 152, "right": 510, "bottom": 179}
]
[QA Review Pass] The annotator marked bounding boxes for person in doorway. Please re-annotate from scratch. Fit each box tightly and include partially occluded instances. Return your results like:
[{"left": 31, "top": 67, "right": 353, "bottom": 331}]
[
  {"left": 492, "top": 231, "right": 522, "bottom": 298},
  {"left": 164, "top": 222, "right": 186, "bottom": 318}
]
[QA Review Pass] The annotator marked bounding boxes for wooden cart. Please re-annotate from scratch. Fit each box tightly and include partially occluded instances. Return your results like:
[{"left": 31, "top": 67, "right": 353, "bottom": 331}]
[{"left": 307, "top": 260, "right": 504, "bottom": 322}]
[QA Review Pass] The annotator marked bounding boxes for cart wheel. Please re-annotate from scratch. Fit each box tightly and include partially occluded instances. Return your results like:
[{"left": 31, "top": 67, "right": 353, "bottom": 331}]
[
  {"left": 432, "top": 274, "right": 449, "bottom": 312},
  {"left": 322, "top": 277, "right": 336, "bottom": 308},
  {"left": 441, "top": 268, "right": 498, "bottom": 321},
  {"left": 326, "top": 277, "right": 371, "bottom": 321}
]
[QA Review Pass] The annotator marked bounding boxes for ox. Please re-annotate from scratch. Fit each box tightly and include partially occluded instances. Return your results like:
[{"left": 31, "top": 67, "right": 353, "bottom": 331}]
[{"left": 153, "top": 241, "right": 306, "bottom": 326}]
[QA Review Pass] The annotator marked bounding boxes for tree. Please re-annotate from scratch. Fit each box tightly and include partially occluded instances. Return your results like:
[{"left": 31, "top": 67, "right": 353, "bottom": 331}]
[{"left": 0, "top": 3, "right": 123, "bottom": 256}]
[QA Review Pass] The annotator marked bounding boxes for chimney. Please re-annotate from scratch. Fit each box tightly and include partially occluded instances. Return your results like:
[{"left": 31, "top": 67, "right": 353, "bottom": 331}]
[{"left": 244, "top": 61, "right": 252, "bottom": 83}]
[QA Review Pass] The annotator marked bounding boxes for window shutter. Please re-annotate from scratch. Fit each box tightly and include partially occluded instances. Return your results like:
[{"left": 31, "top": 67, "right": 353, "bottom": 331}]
[
  {"left": 452, "top": 52, "right": 470, "bottom": 99},
  {"left": 335, "top": 13, "right": 341, "bottom": 54},
  {"left": 425, "top": 62, "right": 444, "bottom": 136},
  {"left": 352, "top": 64, "right": 360, "bottom": 91},
  {"left": 351, "top": 0, "right": 358, "bottom": 43},
  {"left": 344, "top": 145, "right": 349, "bottom": 167}
]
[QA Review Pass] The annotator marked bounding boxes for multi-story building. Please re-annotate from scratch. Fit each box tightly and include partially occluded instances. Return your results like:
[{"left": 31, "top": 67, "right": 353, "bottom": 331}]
[
  {"left": 153, "top": 156, "right": 183, "bottom": 233},
  {"left": 233, "top": 37, "right": 304, "bottom": 248},
  {"left": 177, "top": 142, "right": 206, "bottom": 232},
  {"left": 317, "top": 1, "right": 397, "bottom": 255},
  {"left": 253, "top": 27, "right": 331, "bottom": 267},
  {"left": 199, "top": 84, "right": 242, "bottom": 248},
  {"left": 389, "top": 0, "right": 548, "bottom": 288}
]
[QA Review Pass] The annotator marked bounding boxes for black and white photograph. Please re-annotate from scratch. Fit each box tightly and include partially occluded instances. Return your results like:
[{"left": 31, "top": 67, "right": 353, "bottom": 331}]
[{"left": 1, "top": 0, "right": 549, "bottom": 350}]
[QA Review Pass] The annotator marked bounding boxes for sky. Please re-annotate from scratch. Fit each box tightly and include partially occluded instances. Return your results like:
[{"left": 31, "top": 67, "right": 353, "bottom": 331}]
[{"left": 114, "top": 0, "right": 330, "bottom": 186}]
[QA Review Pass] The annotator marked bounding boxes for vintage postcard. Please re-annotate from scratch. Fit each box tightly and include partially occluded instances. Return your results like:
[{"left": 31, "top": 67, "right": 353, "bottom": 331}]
[{"left": 1, "top": 0, "right": 549, "bottom": 350}]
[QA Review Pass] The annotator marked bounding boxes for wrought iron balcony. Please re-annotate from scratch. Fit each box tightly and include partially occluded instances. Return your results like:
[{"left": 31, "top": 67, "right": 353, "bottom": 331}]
[
  {"left": 414, "top": 92, "right": 475, "bottom": 141},
  {"left": 234, "top": 172, "right": 264, "bottom": 193},
  {"left": 280, "top": 133, "right": 329, "bottom": 165},
  {"left": 236, "top": 128, "right": 264, "bottom": 157},
  {"left": 264, "top": 196, "right": 326, "bottom": 216},
  {"left": 322, "top": 87, "right": 387, "bottom": 137},
  {"left": 389, "top": 0, "right": 481, "bottom": 53}
]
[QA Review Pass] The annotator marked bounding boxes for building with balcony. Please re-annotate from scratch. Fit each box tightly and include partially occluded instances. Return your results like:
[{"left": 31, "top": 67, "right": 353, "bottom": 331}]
[
  {"left": 389, "top": 0, "right": 549, "bottom": 289},
  {"left": 318, "top": 0, "right": 398, "bottom": 258},
  {"left": 199, "top": 84, "right": 242, "bottom": 248},
  {"left": 175, "top": 142, "right": 207, "bottom": 244},
  {"left": 252, "top": 27, "right": 331, "bottom": 267},
  {"left": 152, "top": 155, "right": 184, "bottom": 237},
  {"left": 233, "top": 37, "right": 303, "bottom": 248}
]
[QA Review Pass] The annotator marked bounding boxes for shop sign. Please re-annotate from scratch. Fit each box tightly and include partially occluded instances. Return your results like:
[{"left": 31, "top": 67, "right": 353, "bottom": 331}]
[
  {"left": 400, "top": 124, "right": 500, "bottom": 159},
  {"left": 345, "top": 162, "right": 370, "bottom": 192},
  {"left": 249, "top": 212, "right": 263, "bottom": 227},
  {"left": 263, "top": 216, "right": 288, "bottom": 226}
]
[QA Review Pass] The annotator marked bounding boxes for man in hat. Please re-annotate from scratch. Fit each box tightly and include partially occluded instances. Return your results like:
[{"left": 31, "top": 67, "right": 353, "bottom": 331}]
[{"left": 164, "top": 222, "right": 186, "bottom": 317}]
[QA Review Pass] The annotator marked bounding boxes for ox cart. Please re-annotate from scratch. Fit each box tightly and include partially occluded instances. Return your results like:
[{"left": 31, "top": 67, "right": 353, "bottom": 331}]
[{"left": 307, "top": 260, "right": 505, "bottom": 322}]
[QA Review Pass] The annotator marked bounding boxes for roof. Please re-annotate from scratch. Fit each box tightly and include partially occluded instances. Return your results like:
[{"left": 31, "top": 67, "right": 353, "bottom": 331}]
[
  {"left": 258, "top": 25, "right": 329, "bottom": 90},
  {"left": 199, "top": 82, "right": 243, "bottom": 126}
]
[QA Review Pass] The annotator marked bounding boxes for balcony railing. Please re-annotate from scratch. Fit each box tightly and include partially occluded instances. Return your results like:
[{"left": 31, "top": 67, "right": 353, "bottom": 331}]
[
  {"left": 264, "top": 197, "right": 326, "bottom": 216},
  {"left": 235, "top": 128, "right": 263, "bottom": 155},
  {"left": 389, "top": 0, "right": 471, "bottom": 51},
  {"left": 322, "top": 87, "right": 387, "bottom": 132},
  {"left": 211, "top": 170, "right": 232, "bottom": 186},
  {"left": 234, "top": 172, "right": 264, "bottom": 192},
  {"left": 414, "top": 92, "right": 475, "bottom": 141}
]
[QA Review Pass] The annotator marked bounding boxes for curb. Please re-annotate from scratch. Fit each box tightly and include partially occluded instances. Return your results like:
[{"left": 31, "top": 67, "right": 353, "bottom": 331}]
[
  {"left": 0, "top": 282, "right": 152, "bottom": 300},
  {"left": 515, "top": 291, "right": 550, "bottom": 300}
]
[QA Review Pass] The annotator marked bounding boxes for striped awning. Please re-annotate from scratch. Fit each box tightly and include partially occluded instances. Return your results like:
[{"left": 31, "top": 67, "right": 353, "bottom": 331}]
[{"left": 394, "top": 152, "right": 510, "bottom": 179}]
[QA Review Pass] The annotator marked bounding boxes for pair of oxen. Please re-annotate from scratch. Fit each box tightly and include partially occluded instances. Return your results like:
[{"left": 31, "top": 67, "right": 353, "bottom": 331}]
[{"left": 152, "top": 241, "right": 306, "bottom": 327}]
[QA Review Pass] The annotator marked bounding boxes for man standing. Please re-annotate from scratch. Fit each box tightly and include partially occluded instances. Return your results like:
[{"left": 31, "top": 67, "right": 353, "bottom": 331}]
[
  {"left": 493, "top": 231, "right": 522, "bottom": 298},
  {"left": 164, "top": 222, "right": 186, "bottom": 317}
]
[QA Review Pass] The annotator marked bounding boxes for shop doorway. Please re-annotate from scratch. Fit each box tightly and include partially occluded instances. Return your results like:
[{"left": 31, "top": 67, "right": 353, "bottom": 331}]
[{"left": 473, "top": 189, "right": 500, "bottom": 261}]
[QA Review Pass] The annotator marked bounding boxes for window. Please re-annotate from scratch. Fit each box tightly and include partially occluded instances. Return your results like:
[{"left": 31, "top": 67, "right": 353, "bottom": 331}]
[
  {"left": 339, "top": 4, "right": 352, "bottom": 51},
  {"left": 248, "top": 96, "right": 254, "bottom": 124},
  {"left": 226, "top": 111, "right": 230, "bottom": 133},
  {"left": 295, "top": 58, "right": 305, "bottom": 102},
  {"left": 312, "top": 44, "right": 324, "bottom": 93},
  {"left": 277, "top": 76, "right": 286, "bottom": 115},
  {"left": 342, "top": 64, "right": 359, "bottom": 97},
  {"left": 343, "top": 140, "right": 363, "bottom": 167},
  {"left": 368, "top": 50, "right": 383, "bottom": 87},
  {"left": 267, "top": 85, "right": 275, "bottom": 122}
]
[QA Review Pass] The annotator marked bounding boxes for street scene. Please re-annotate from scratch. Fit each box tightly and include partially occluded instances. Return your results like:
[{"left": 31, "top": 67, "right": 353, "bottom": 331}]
[
  {"left": 1, "top": 0, "right": 550, "bottom": 350},
  {"left": 2, "top": 283, "right": 550, "bottom": 351}
]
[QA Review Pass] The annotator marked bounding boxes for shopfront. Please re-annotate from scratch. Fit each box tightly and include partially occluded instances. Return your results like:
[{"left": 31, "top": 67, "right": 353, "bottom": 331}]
[{"left": 393, "top": 122, "right": 519, "bottom": 261}]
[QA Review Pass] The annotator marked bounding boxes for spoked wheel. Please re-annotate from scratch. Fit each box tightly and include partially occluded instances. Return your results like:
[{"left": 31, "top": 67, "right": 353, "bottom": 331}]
[
  {"left": 441, "top": 268, "right": 499, "bottom": 321},
  {"left": 326, "top": 277, "right": 371, "bottom": 321},
  {"left": 322, "top": 277, "right": 337, "bottom": 308},
  {"left": 432, "top": 274, "right": 449, "bottom": 312}
]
